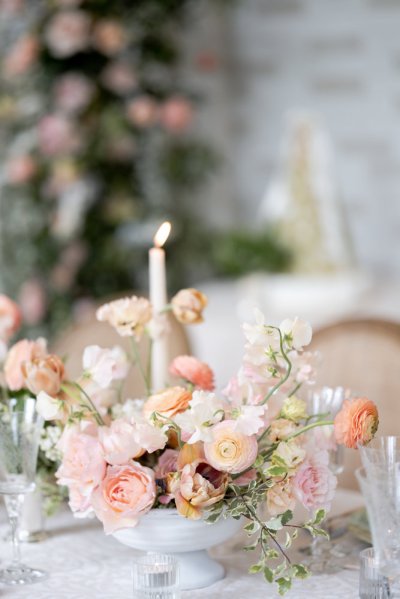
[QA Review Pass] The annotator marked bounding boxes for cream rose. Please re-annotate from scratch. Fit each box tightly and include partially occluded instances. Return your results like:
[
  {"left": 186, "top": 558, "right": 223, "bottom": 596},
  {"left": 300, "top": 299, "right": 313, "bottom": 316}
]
[
  {"left": 204, "top": 420, "right": 258, "bottom": 474},
  {"left": 96, "top": 296, "right": 152, "bottom": 339}
]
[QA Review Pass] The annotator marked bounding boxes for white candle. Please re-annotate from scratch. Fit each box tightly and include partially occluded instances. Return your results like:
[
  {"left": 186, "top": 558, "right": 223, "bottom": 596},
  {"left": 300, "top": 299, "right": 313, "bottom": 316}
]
[{"left": 149, "top": 221, "right": 171, "bottom": 391}]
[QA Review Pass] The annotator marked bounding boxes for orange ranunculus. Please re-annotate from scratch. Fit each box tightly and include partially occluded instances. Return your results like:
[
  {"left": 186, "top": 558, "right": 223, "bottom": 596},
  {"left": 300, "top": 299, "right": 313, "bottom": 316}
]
[
  {"left": 143, "top": 386, "right": 192, "bottom": 419},
  {"left": 169, "top": 355, "right": 214, "bottom": 391},
  {"left": 22, "top": 354, "right": 65, "bottom": 397},
  {"left": 334, "top": 397, "right": 379, "bottom": 449},
  {"left": 171, "top": 288, "right": 207, "bottom": 325}
]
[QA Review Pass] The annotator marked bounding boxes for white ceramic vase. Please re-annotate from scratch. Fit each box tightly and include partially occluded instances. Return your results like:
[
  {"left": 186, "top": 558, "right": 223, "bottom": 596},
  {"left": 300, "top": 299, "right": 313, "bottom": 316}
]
[{"left": 113, "top": 508, "right": 243, "bottom": 590}]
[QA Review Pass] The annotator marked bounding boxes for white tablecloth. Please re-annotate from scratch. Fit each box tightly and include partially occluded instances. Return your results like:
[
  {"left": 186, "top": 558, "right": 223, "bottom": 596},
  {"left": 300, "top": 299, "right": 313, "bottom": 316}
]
[{"left": 0, "top": 490, "right": 364, "bottom": 599}]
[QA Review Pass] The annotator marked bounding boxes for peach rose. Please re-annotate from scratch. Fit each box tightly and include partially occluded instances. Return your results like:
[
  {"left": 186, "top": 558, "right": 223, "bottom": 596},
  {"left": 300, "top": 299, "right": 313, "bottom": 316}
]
[
  {"left": 92, "top": 19, "right": 126, "bottom": 56},
  {"left": 169, "top": 355, "right": 214, "bottom": 391},
  {"left": 171, "top": 288, "right": 207, "bottom": 325},
  {"left": 22, "top": 354, "right": 65, "bottom": 396},
  {"left": 98, "top": 419, "right": 143, "bottom": 465},
  {"left": 143, "top": 386, "right": 192, "bottom": 419},
  {"left": 91, "top": 461, "right": 156, "bottom": 533},
  {"left": 0, "top": 294, "right": 22, "bottom": 342},
  {"left": 204, "top": 420, "right": 258, "bottom": 474},
  {"left": 334, "top": 397, "right": 379, "bottom": 449},
  {"left": 267, "top": 480, "right": 296, "bottom": 516},
  {"left": 4, "top": 338, "right": 47, "bottom": 390},
  {"left": 96, "top": 296, "right": 152, "bottom": 339}
]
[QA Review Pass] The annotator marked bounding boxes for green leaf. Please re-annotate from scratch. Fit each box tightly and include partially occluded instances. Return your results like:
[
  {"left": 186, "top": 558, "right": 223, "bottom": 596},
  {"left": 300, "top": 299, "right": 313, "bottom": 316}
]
[
  {"left": 276, "top": 577, "right": 292, "bottom": 596},
  {"left": 292, "top": 564, "right": 310, "bottom": 580},
  {"left": 263, "top": 566, "right": 274, "bottom": 583},
  {"left": 313, "top": 508, "right": 326, "bottom": 525},
  {"left": 265, "top": 516, "right": 283, "bottom": 532},
  {"left": 243, "top": 541, "right": 259, "bottom": 551},
  {"left": 249, "top": 564, "right": 263, "bottom": 574},
  {"left": 280, "top": 510, "right": 293, "bottom": 525},
  {"left": 271, "top": 454, "right": 287, "bottom": 467},
  {"left": 266, "top": 465, "right": 288, "bottom": 477},
  {"left": 253, "top": 454, "right": 265, "bottom": 469}
]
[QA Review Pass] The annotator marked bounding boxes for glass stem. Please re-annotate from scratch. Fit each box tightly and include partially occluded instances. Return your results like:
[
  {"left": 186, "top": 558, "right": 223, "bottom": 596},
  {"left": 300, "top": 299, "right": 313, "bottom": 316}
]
[{"left": 5, "top": 494, "right": 23, "bottom": 566}]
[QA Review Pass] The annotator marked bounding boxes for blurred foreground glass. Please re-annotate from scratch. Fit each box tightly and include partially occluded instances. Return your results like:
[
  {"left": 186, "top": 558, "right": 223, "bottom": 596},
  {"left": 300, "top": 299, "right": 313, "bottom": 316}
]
[
  {"left": 356, "top": 466, "right": 400, "bottom": 597},
  {"left": 132, "top": 554, "right": 180, "bottom": 599},
  {"left": 359, "top": 547, "right": 391, "bottom": 599},
  {"left": 0, "top": 402, "right": 46, "bottom": 584}
]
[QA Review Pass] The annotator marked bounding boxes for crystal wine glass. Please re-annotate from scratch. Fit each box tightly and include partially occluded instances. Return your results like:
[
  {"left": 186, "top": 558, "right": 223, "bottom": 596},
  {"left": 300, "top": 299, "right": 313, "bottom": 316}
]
[
  {"left": 0, "top": 400, "right": 46, "bottom": 584},
  {"left": 303, "top": 386, "right": 348, "bottom": 574}
]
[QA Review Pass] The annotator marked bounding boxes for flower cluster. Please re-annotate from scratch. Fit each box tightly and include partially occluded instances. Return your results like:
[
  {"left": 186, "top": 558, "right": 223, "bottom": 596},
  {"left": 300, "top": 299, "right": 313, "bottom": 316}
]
[{"left": 1, "top": 288, "right": 379, "bottom": 594}]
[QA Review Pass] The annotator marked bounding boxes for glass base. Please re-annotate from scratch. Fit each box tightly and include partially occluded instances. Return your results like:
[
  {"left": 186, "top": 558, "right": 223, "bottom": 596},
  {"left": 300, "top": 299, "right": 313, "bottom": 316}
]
[{"left": 0, "top": 563, "right": 47, "bottom": 585}]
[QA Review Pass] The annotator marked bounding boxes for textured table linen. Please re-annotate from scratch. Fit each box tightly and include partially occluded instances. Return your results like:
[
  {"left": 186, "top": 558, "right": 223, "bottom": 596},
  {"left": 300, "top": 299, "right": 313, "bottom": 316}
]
[{"left": 0, "top": 490, "right": 364, "bottom": 599}]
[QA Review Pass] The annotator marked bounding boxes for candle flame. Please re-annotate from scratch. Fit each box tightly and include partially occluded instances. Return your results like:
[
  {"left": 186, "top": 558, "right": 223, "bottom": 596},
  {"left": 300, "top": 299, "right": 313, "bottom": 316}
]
[{"left": 154, "top": 221, "right": 171, "bottom": 248}]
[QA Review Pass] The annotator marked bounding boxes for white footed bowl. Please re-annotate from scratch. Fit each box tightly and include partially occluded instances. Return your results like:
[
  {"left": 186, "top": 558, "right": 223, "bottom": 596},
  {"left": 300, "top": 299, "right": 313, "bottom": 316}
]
[{"left": 113, "top": 508, "right": 243, "bottom": 590}]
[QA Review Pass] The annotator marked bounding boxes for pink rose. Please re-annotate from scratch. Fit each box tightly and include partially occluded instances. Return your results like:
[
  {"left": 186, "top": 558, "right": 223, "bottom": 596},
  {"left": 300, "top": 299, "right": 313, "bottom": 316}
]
[
  {"left": 18, "top": 279, "right": 47, "bottom": 326},
  {"left": 5, "top": 155, "right": 37, "bottom": 185},
  {"left": 54, "top": 73, "right": 94, "bottom": 113},
  {"left": 45, "top": 10, "right": 90, "bottom": 58},
  {"left": 38, "top": 114, "right": 80, "bottom": 156},
  {"left": 154, "top": 449, "right": 179, "bottom": 479},
  {"left": 293, "top": 451, "right": 337, "bottom": 512},
  {"left": 126, "top": 96, "right": 159, "bottom": 128},
  {"left": 3, "top": 35, "right": 39, "bottom": 78},
  {"left": 4, "top": 338, "right": 47, "bottom": 390},
  {"left": 169, "top": 355, "right": 214, "bottom": 391},
  {"left": 0, "top": 294, "right": 22, "bottom": 342},
  {"left": 98, "top": 419, "right": 143, "bottom": 465},
  {"left": 91, "top": 461, "right": 156, "bottom": 533},
  {"left": 160, "top": 96, "right": 193, "bottom": 133},
  {"left": 101, "top": 61, "right": 137, "bottom": 95},
  {"left": 56, "top": 426, "right": 106, "bottom": 501},
  {"left": 204, "top": 420, "right": 258, "bottom": 474}
]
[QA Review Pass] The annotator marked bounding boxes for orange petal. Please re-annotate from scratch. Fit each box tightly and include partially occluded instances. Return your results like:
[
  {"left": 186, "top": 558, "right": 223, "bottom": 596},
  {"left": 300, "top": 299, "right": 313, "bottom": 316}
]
[
  {"left": 174, "top": 491, "right": 201, "bottom": 520},
  {"left": 177, "top": 442, "right": 205, "bottom": 469}
]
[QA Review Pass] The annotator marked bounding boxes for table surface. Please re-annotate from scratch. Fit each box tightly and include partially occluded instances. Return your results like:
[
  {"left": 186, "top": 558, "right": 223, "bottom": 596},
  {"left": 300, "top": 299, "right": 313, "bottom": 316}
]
[{"left": 0, "top": 489, "right": 365, "bottom": 599}]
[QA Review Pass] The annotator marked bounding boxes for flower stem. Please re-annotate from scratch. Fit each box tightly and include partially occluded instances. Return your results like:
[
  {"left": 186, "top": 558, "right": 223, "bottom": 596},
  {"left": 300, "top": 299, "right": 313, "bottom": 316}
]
[
  {"left": 130, "top": 337, "right": 150, "bottom": 395},
  {"left": 261, "top": 327, "right": 292, "bottom": 406},
  {"left": 61, "top": 382, "right": 105, "bottom": 426},
  {"left": 286, "top": 419, "right": 334, "bottom": 441}
]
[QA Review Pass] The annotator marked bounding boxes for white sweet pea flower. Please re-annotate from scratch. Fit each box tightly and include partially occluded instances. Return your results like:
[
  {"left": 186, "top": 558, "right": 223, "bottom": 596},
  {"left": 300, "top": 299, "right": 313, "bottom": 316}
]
[
  {"left": 36, "top": 391, "right": 63, "bottom": 420},
  {"left": 82, "top": 345, "right": 129, "bottom": 389},
  {"left": 231, "top": 404, "right": 266, "bottom": 436},
  {"left": 174, "top": 390, "right": 224, "bottom": 444},
  {"left": 279, "top": 317, "right": 312, "bottom": 350},
  {"left": 133, "top": 419, "right": 168, "bottom": 453}
]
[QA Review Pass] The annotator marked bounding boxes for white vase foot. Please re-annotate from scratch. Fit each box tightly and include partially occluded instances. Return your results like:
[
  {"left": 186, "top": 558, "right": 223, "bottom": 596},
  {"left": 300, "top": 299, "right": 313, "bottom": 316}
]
[{"left": 167, "top": 549, "right": 224, "bottom": 590}]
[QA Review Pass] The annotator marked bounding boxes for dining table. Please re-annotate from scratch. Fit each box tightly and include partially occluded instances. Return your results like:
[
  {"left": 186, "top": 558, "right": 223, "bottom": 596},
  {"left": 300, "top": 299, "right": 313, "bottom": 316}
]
[{"left": 0, "top": 489, "right": 365, "bottom": 599}]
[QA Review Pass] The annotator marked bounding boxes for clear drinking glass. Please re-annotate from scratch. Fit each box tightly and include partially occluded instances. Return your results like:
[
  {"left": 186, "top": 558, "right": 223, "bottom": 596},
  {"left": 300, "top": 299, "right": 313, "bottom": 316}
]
[
  {"left": 132, "top": 553, "right": 180, "bottom": 599},
  {"left": 359, "top": 547, "right": 391, "bottom": 599},
  {"left": 0, "top": 401, "right": 46, "bottom": 584},
  {"left": 356, "top": 466, "right": 400, "bottom": 597}
]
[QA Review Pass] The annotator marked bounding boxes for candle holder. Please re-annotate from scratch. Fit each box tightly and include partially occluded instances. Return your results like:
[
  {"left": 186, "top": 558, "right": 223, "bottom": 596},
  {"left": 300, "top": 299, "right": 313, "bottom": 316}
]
[{"left": 132, "top": 553, "right": 180, "bottom": 599}]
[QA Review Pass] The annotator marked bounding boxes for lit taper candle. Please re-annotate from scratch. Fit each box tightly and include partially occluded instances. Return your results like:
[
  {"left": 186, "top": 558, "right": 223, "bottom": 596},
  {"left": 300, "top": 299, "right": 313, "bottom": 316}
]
[{"left": 149, "top": 221, "right": 171, "bottom": 391}]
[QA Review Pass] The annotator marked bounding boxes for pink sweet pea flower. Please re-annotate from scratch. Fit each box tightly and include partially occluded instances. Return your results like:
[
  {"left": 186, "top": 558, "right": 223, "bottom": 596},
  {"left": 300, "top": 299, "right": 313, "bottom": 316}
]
[
  {"left": 91, "top": 461, "right": 156, "bottom": 534},
  {"left": 169, "top": 355, "right": 214, "bottom": 391}
]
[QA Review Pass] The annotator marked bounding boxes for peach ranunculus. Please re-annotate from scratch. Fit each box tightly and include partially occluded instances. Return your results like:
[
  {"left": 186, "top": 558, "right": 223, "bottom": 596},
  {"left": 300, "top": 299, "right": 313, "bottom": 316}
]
[
  {"left": 267, "top": 480, "right": 296, "bottom": 516},
  {"left": 96, "top": 296, "right": 152, "bottom": 339},
  {"left": 4, "top": 338, "right": 47, "bottom": 390},
  {"left": 143, "top": 386, "right": 192, "bottom": 419},
  {"left": 98, "top": 419, "right": 143, "bottom": 465},
  {"left": 204, "top": 420, "right": 258, "bottom": 474},
  {"left": 22, "top": 354, "right": 65, "bottom": 397},
  {"left": 171, "top": 288, "right": 207, "bottom": 325},
  {"left": 91, "top": 461, "right": 156, "bottom": 533},
  {"left": 0, "top": 294, "right": 22, "bottom": 342},
  {"left": 334, "top": 397, "right": 379, "bottom": 449},
  {"left": 293, "top": 450, "right": 337, "bottom": 511},
  {"left": 168, "top": 442, "right": 228, "bottom": 519},
  {"left": 169, "top": 355, "right": 214, "bottom": 391}
]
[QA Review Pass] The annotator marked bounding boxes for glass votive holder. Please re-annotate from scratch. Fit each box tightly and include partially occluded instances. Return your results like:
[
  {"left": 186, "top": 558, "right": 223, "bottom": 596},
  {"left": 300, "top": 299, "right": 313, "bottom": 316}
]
[
  {"left": 132, "top": 553, "right": 180, "bottom": 599},
  {"left": 359, "top": 547, "right": 390, "bottom": 599}
]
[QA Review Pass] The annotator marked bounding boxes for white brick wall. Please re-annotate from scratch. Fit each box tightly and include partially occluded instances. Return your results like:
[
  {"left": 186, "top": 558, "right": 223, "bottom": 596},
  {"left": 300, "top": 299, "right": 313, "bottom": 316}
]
[{"left": 186, "top": 0, "right": 400, "bottom": 276}]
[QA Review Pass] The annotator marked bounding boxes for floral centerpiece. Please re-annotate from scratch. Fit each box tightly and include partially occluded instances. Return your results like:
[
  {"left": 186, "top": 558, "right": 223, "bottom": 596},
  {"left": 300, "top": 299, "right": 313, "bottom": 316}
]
[{"left": 13, "top": 289, "right": 378, "bottom": 594}]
